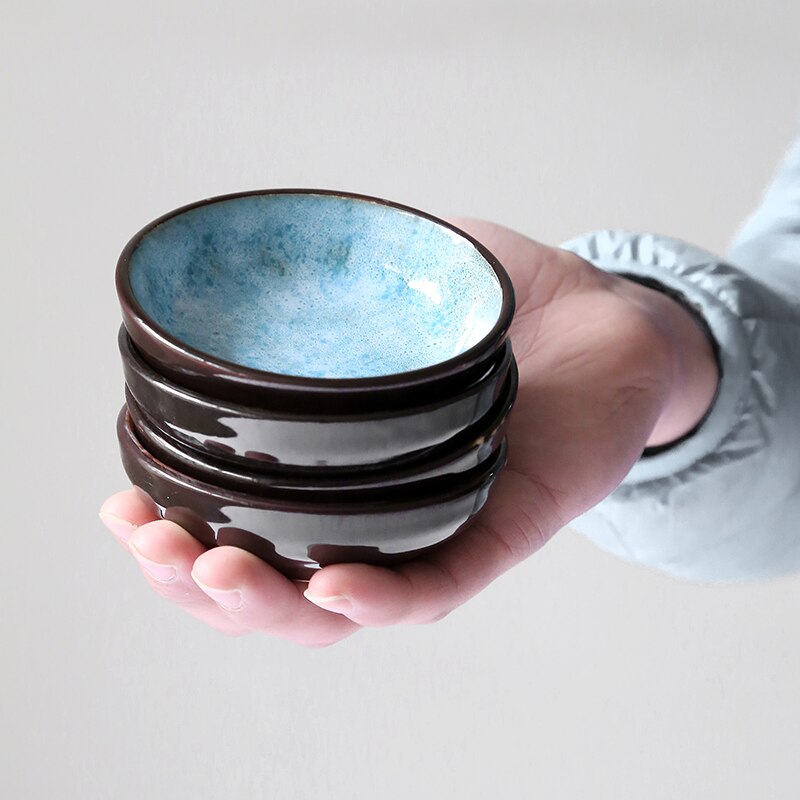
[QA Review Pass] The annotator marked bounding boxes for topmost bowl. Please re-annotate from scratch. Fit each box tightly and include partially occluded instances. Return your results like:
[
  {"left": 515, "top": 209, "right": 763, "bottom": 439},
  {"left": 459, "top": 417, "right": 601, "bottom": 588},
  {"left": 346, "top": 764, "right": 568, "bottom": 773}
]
[{"left": 116, "top": 190, "right": 515, "bottom": 413}]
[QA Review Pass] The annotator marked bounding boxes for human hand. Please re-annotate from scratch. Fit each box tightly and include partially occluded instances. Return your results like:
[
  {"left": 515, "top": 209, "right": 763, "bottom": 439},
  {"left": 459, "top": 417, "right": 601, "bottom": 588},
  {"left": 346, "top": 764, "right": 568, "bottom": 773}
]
[{"left": 100, "top": 219, "right": 718, "bottom": 645}]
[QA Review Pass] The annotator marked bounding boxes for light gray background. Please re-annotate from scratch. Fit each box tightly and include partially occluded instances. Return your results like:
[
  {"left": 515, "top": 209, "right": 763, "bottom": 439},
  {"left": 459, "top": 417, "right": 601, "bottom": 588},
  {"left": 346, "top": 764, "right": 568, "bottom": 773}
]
[{"left": 3, "top": 1, "right": 799, "bottom": 798}]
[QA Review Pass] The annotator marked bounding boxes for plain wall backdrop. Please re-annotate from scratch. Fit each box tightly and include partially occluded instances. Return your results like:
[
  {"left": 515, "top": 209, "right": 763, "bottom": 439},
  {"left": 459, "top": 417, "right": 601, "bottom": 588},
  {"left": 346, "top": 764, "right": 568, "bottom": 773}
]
[{"left": 3, "top": 2, "right": 799, "bottom": 798}]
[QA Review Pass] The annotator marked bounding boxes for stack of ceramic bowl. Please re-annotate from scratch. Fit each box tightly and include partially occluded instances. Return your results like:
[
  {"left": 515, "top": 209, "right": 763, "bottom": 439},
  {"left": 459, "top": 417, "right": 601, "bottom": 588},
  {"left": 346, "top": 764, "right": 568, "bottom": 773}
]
[{"left": 115, "top": 190, "right": 517, "bottom": 580}]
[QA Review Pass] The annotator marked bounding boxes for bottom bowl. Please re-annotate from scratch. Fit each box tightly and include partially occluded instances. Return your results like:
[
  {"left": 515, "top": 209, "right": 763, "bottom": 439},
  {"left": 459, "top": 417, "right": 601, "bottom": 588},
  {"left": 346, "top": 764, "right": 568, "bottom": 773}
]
[{"left": 117, "top": 408, "right": 508, "bottom": 580}]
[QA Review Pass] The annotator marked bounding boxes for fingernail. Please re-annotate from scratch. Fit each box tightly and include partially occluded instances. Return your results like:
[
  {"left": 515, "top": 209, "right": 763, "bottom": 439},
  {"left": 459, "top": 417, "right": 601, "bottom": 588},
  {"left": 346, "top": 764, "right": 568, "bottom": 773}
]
[
  {"left": 192, "top": 576, "right": 244, "bottom": 612},
  {"left": 303, "top": 591, "right": 353, "bottom": 614},
  {"left": 99, "top": 511, "right": 136, "bottom": 543},
  {"left": 128, "top": 541, "right": 178, "bottom": 583}
]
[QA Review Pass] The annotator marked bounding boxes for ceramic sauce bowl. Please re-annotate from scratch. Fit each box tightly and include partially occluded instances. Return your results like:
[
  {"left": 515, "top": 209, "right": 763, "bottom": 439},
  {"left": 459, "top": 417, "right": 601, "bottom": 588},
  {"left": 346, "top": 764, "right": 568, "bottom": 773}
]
[
  {"left": 117, "top": 407, "right": 508, "bottom": 580},
  {"left": 116, "top": 190, "right": 515, "bottom": 413},
  {"left": 123, "top": 355, "right": 517, "bottom": 493},
  {"left": 119, "top": 326, "right": 514, "bottom": 470}
]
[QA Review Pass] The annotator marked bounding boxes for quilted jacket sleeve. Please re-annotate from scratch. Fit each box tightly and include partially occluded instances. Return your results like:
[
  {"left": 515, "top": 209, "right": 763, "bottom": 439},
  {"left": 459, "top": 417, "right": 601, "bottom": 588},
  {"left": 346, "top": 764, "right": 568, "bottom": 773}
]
[{"left": 559, "top": 128, "right": 800, "bottom": 582}]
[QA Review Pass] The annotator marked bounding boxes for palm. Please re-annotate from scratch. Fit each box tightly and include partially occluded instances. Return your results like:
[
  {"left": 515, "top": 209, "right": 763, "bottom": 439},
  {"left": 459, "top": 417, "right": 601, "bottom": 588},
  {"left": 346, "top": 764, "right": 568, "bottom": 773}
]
[
  {"left": 100, "top": 219, "right": 672, "bottom": 643},
  {"left": 464, "top": 220, "right": 669, "bottom": 532}
]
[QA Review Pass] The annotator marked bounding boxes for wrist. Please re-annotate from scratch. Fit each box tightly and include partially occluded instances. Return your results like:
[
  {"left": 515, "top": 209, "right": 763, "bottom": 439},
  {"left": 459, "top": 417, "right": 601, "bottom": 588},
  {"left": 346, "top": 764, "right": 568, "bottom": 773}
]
[{"left": 614, "top": 274, "right": 720, "bottom": 448}]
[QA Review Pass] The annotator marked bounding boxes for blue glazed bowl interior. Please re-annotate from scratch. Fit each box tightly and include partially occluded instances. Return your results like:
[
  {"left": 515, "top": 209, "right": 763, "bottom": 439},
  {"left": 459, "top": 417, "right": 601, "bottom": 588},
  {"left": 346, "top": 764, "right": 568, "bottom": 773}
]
[{"left": 128, "top": 193, "right": 504, "bottom": 379}]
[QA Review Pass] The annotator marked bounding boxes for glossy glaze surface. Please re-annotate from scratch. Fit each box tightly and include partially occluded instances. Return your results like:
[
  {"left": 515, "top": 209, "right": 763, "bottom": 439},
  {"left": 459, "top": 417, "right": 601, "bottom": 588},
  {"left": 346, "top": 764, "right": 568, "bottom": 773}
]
[
  {"left": 124, "top": 355, "right": 516, "bottom": 493},
  {"left": 117, "top": 408, "right": 507, "bottom": 580},
  {"left": 120, "top": 326, "right": 514, "bottom": 468},
  {"left": 117, "top": 190, "right": 515, "bottom": 411},
  {"left": 129, "top": 193, "right": 502, "bottom": 379}
]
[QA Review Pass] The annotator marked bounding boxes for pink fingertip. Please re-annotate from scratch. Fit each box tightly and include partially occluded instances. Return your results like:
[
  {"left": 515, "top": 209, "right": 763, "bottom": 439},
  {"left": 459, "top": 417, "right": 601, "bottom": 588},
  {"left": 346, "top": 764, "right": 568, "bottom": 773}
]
[{"left": 99, "top": 511, "right": 136, "bottom": 543}]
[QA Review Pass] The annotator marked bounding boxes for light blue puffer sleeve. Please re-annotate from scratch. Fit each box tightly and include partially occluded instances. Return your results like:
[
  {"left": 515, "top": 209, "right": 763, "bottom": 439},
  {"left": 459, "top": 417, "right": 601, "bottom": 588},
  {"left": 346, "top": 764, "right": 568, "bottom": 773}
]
[{"left": 559, "top": 129, "right": 800, "bottom": 582}]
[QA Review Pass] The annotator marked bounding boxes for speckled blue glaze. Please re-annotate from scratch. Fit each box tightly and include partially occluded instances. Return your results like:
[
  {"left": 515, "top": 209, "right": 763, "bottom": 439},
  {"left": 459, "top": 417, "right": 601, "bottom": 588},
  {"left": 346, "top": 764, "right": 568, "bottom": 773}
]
[{"left": 128, "top": 193, "right": 503, "bottom": 379}]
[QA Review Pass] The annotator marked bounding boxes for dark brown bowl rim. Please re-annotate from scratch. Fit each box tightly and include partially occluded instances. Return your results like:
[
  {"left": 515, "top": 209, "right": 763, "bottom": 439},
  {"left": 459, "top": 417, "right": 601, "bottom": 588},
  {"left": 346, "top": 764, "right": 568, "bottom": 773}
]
[
  {"left": 116, "top": 189, "right": 515, "bottom": 397},
  {"left": 119, "top": 406, "right": 508, "bottom": 514},
  {"left": 124, "top": 355, "right": 517, "bottom": 491},
  {"left": 119, "top": 324, "right": 513, "bottom": 422}
]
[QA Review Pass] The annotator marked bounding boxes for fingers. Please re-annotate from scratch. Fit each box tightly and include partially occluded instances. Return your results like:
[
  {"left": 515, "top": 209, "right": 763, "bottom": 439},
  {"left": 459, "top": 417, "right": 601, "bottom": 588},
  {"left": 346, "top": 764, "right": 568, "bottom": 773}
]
[
  {"left": 100, "top": 490, "right": 249, "bottom": 634},
  {"left": 126, "top": 519, "right": 248, "bottom": 636},
  {"left": 99, "top": 488, "right": 160, "bottom": 548},
  {"left": 190, "top": 547, "right": 361, "bottom": 647},
  {"left": 101, "top": 475, "right": 547, "bottom": 638},
  {"left": 100, "top": 489, "right": 360, "bottom": 645},
  {"left": 304, "top": 470, "right": 552, "bottom": 627}
]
